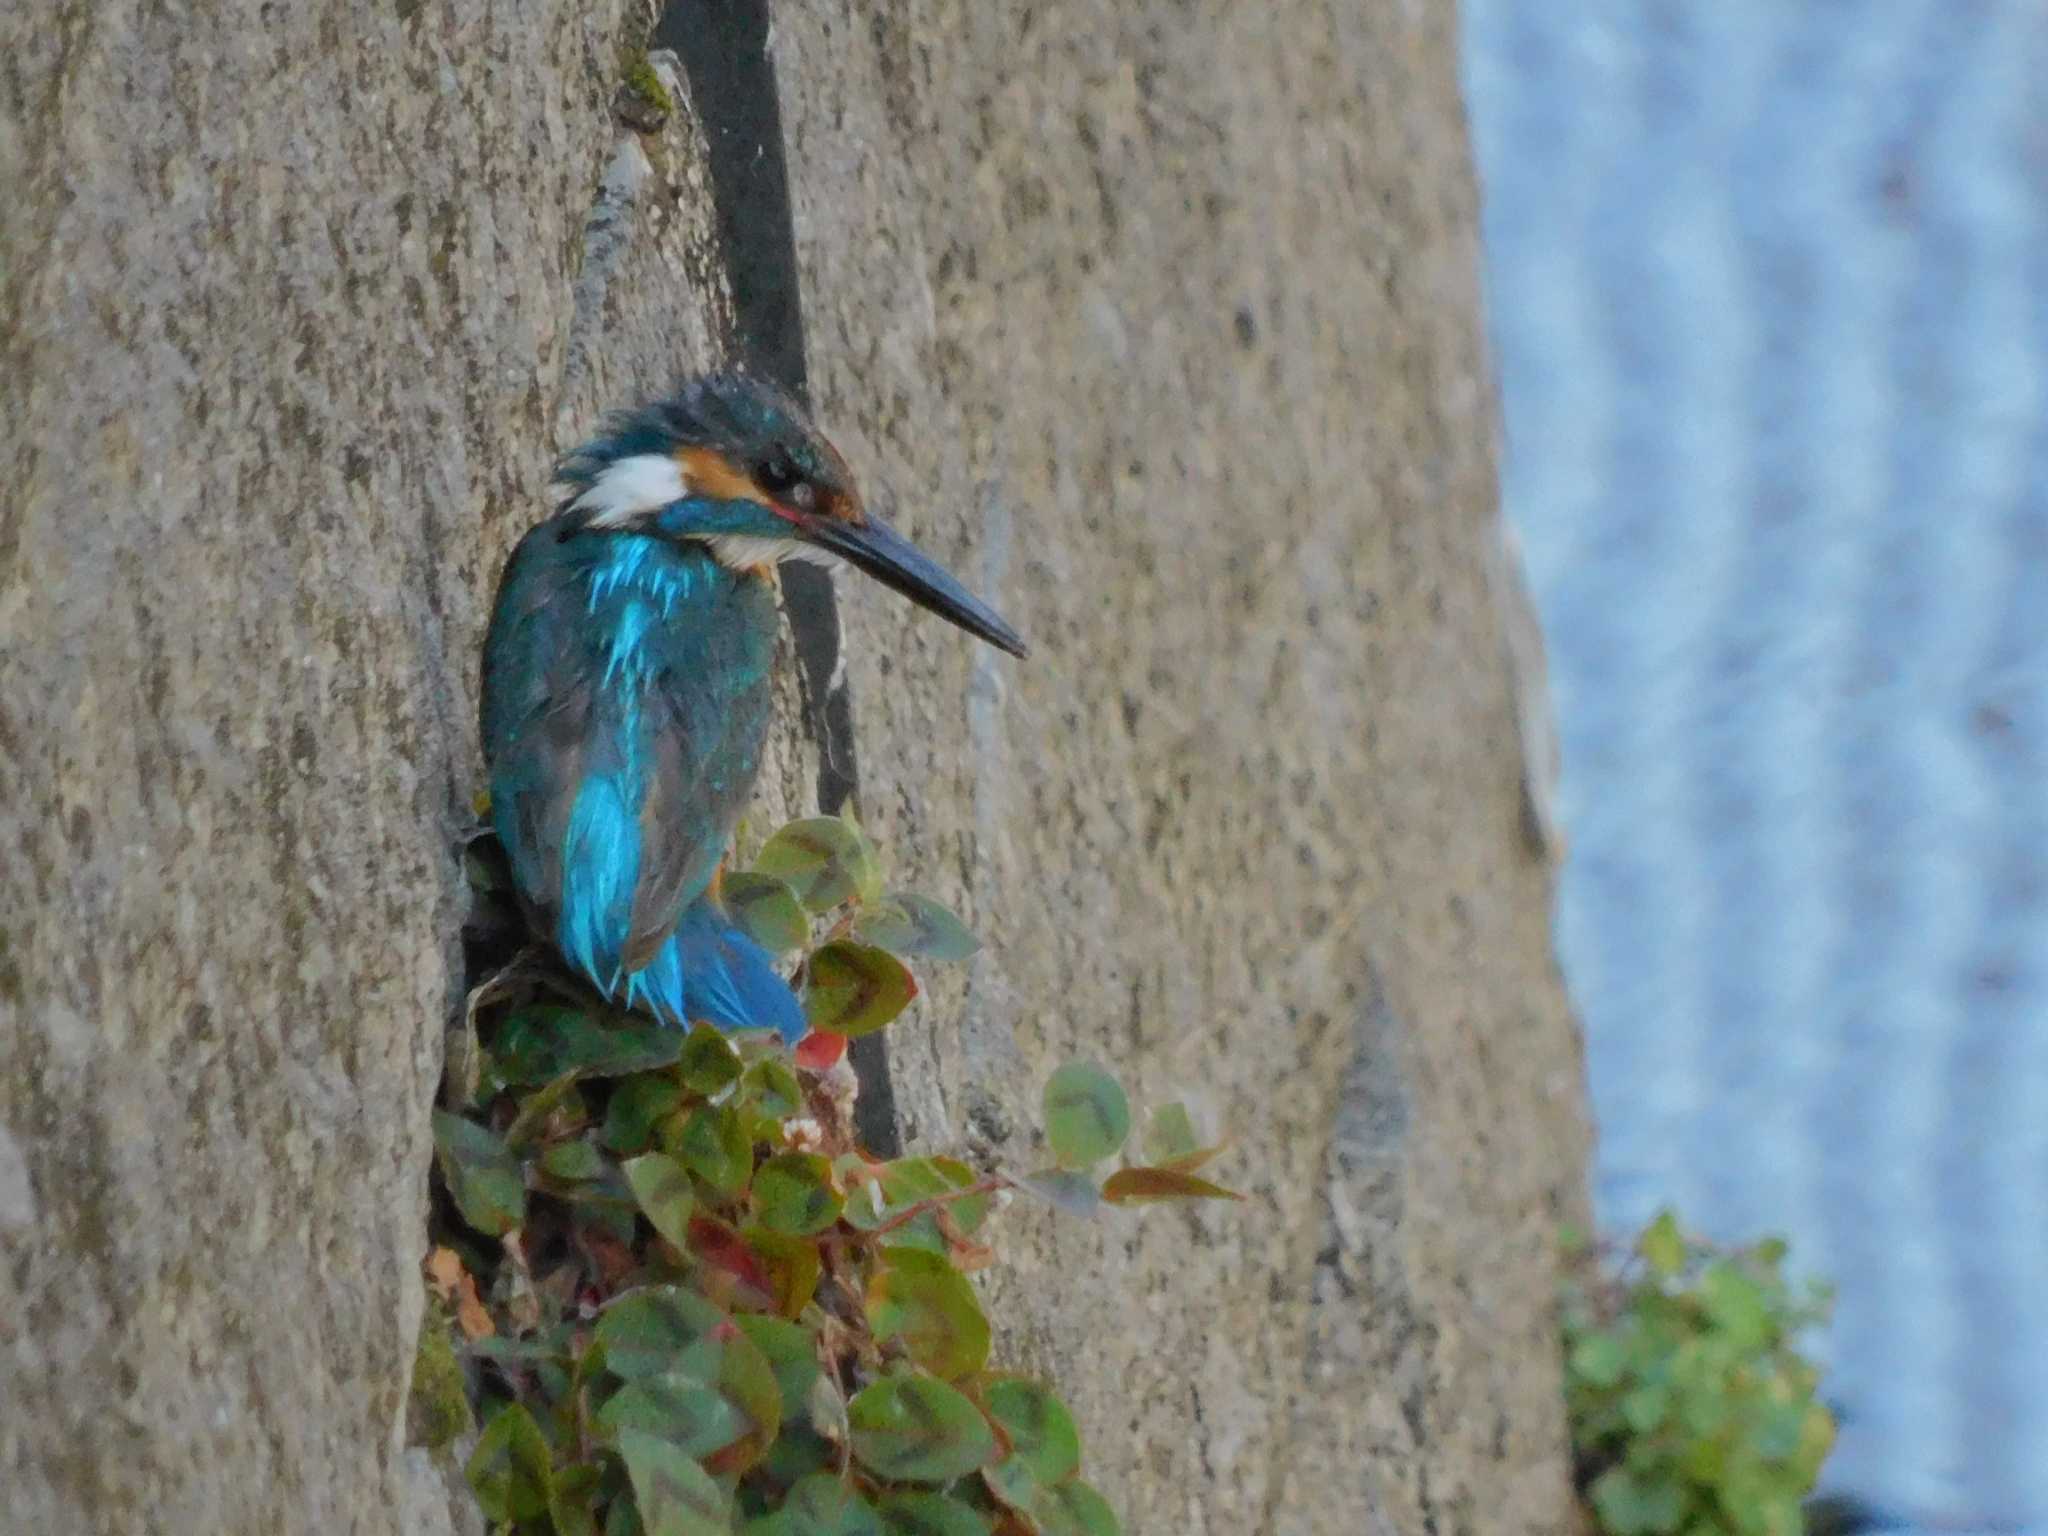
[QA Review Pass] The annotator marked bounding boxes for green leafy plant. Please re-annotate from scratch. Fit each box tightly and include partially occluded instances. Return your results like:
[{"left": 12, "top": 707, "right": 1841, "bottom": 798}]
[
  {"left": 1561, "top": 1211, "right": 1836, "bottom": 1536},
  {"left": 426, "top": 811, "right": 1240, "bottom": 1536}
]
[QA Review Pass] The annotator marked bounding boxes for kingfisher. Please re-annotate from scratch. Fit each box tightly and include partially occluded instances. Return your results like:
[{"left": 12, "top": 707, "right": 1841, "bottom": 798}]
[{"left": 480, "top": 373, "right": 1026, "bottom": 1043}]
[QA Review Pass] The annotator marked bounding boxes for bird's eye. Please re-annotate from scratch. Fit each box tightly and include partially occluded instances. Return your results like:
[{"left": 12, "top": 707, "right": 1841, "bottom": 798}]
[{"left": 756, "top": 448, "right": 801, "bottom": 497}]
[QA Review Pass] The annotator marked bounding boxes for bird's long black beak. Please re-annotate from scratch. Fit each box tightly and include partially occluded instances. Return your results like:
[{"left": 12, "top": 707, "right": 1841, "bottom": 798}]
[{"left": 807, "top": 512, "right": 1029, "bottom": 658}]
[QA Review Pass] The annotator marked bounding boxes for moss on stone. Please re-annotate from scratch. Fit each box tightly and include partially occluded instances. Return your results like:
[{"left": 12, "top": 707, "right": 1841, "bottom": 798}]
[
  {"left": 619, "top": 49, "right": 673, "bottom": 118},
  {"left": 406, "top": 1314, "right": 474, "bottom": 1451}
]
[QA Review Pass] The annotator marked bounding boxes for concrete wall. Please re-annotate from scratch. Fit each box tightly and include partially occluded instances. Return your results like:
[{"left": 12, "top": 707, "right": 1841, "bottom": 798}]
[{"left": 0, "top": 2, "right": 1588, "bottom": 1530}]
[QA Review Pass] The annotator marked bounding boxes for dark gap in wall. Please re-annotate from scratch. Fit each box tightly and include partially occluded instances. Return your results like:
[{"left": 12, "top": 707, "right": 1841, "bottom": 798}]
[{"left": 658, "top": 0, "right": 899, "bottom": 1155}]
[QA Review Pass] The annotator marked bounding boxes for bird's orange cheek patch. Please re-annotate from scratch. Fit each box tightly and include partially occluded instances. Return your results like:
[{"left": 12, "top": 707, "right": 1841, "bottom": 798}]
[{"left": 676, "top": 444, "right": 765, "bottom": 504}]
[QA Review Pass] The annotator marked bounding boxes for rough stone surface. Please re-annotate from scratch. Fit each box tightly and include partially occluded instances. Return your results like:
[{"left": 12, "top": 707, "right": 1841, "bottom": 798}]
[
  {"left": 776, "top": 3, "right": 1590, "bottom": 1532},
  {"left": 0, "top": 1, "right": 1585, "bottom": 1532}
]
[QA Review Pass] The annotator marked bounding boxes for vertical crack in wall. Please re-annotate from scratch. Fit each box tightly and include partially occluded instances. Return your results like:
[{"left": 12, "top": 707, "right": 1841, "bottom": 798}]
[{"left": 657, "top": 0, "right": 900, "bottom": 1154}]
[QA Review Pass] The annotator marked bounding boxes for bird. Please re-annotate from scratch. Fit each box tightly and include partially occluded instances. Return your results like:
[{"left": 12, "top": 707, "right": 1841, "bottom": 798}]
[{"left": 480, "top": 373, "right": 1026, "bottom": 1043}]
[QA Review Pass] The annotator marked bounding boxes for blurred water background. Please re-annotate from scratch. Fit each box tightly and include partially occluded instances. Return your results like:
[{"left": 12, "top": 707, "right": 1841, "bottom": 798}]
[{"left": 1461, "top": 5, "right": 2048, "bottom": 1528}]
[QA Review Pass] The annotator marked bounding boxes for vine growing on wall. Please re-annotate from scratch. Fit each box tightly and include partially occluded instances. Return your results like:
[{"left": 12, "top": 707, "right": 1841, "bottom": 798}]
[{"left": 417, "top": 812, "right": 1240, "bottom": 1536}]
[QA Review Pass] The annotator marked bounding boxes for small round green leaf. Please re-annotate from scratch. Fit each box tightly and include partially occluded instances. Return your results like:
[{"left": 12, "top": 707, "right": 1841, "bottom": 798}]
[
  {"left": 724, "top": 872, "right": 812, "bottom": 955},
  {"left": 767, "top": 1473, "right": 886, "bottom": 1536},
  {"left": 734, "top": 1315, "right": 821, "bottom": 1420},
  {"left": 671, "top": 1104, "right": 754, "bottom": 1197},
  {"left": 601, "top": 1373, "right": 745, "bottom": 1461},
  {"left": 1141, "top": 1101, "right": 1201, "bottom": 1166},
  {"left": 490, "top": 1005, "right": 684, "bottom": 1085},
  {"left": 1638, "top": 1209, "right": 1687, "bottom": 1279},
  {"left": 1568, "top": 1330, "right": 1627, "bottom": 1390},
  {"left": 1031, "top": 1479, "right": 1121, "bottom": 1536},
  {"left": 678, "top": 1026, "right": 745, "bottom": 1094},
  {"left": 596, "top": 1288, "right": 782, "bottom": 1472},
  {"left": 616, "top": 1427, "right": 733, "bottom": 1536},
  {"left": 605, "top": 1075, "right": 685, "bottom": 1154},
  {"left": 752, "top": 816, "right": 883, "bottom": 913},
  {"left": 597, "top": 1287, "right": 733, "bottom": 1381},
  {"left": 848, "top": 1372, "right": 998, "bottom": 1484},
  {"left": 742, "top": 1056, "right": 805, "bottom": 1119},
  {"left": 840, "top": 1157, "right": 990, "bottom": 1251},
  {"left": 502, "top": 1069, "right": 590, "bottom": 1149},
  {"left": 623, "top": 1152, "right": 697, "bottom": 1249},
  {"left": 542, "top": 1138, "right": 606, "bottom": 1182},
  {"left": 867, "top": 1248, "right": 991, "bottom": 1381},
  {"left": 1588, "top": 1467, "right": 1685, "bottom": 1536},
  {"left": 803, "top": 942, "right": 918, "bottom": 1037},
  {"left": 855, "top": 893, "right": 979, "bottom": 962},
  {"left": 1042, "top": 1062, "right": 1129, "bottom": 1170},
  {"left": 549, "top": 1465, "right": 604, "bottom": 1536},
  {"left": 877, "top": 1492, "right": 994, "bottom": 1536},
  {"left": 754, "top": 1152, "right": 845, "bottom": 1235},
  {"left": 432, "top": 1110, "right": 526, "bottom": 1237},
  {"left": 465, "top": 1402, "right": 553, "bottom": 1524},
  {"left": 984, "top": 1377, "right": 1080, "bottom": 1485}
]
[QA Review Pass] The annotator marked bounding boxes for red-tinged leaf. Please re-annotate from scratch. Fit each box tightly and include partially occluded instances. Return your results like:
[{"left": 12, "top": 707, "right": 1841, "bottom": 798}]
[
  {"left": 867, "top": 1248, "right": 992, "bottom": 1381},
  {"left": 578, "top": 1216, "right": 639, "bottom": 1291},
  {"left": 689, "top": 1215, "right": 778, "bottom": 1311},
  {"left": 795, "top": 1031, "right": 849, "bottom": 1071},
  {"left": 803, "top": 942, "right": 918, "bottom": 1037},
  {"left": 743, "top": 1227, "right": 824, "bottom": 1318},
  {"left": 1100, "top": 1166, "right": 1244, "bottom": 1205}
]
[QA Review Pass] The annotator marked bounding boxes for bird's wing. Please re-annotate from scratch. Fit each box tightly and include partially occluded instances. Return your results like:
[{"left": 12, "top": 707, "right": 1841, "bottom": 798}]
[
  {"left": 612, "top": 564, "right": 780, "bottom": 974},
  {"left": 481, "top": 526, "right": 590, "bottom": 919},
  {"left": 617, "top": 641, "right": 774, "bottom": 973},
  {"left": 482, "top": 527, "right": 779, "bottom": 982}
]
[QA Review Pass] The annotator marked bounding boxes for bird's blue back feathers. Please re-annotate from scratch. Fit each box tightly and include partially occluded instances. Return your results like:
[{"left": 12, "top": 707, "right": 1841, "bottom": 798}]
[{"left": 481, "top": 513, "right": 802, "bottom": 1042}]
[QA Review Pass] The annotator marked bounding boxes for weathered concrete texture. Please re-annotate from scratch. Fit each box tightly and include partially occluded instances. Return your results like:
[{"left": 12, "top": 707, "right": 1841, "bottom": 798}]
[
  {"left": 774, "top": 3, "right": 1590, "bottom": 1532},
  {"left": 0, "top": 4, "right": 772, "bottom": 1530},
  {"left": 0, "top": 0, "right": 1584, "bottom": 1530}
]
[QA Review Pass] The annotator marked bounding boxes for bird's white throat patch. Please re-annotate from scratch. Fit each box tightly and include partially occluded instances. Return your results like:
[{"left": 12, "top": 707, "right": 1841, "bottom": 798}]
[{"left": 705, "top": 536, "right": 839, "bottom": 572}]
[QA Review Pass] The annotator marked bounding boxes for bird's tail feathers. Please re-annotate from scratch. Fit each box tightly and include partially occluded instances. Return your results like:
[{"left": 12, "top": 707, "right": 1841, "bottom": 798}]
[{"left": 623, "top": 899, "right": 806, "bottom": 1043}]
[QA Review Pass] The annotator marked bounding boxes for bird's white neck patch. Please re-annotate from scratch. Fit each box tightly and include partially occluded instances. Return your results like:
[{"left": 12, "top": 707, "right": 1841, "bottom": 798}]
[
  {"left": 705, "top": 536, "right": 840, "bottom": 572},
  {"left": 565, "top": 454, "right": 686, "bottom": 527}
]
